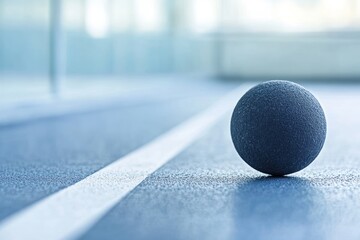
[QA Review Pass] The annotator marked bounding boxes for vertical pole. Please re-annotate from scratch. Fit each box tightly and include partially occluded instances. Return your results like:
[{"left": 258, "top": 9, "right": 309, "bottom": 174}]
[
  {"left": 49, "top": 0, "right": 64, "bottom": 97},
  {"left": 109, "top": 0, "right": 117, "bottom": 76},
  {"left": 129, "top": 0, "right": 136, "bottom": 74},
  {"left": 215, "top": 0, "right": 225, "bottom": 77},
  {"left": 166, "top": 0, "right": 176, "bottom": 73}
]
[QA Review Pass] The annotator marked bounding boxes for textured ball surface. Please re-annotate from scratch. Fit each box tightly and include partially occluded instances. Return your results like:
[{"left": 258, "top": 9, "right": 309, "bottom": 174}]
[{"left": 231, "top": 80, "right": 327, "bottom": 176}]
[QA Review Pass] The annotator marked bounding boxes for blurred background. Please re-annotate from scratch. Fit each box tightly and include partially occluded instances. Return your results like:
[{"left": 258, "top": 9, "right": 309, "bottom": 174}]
[{"left": 1, "top": 0, "right": 360, "bottom": 107}]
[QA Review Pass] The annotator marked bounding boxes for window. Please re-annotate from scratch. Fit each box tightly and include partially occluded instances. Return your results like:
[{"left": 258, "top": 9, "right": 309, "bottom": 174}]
[{"left": 0, "top": 0, "right": 50, "bottom": 105}]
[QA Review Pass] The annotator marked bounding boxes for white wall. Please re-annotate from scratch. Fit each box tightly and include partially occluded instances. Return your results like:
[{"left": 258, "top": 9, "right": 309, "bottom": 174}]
[{"left": 220, "top": 34, "right": 360, "bottom": 78}]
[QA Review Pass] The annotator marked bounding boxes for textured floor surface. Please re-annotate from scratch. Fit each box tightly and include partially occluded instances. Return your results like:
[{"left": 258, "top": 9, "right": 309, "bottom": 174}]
[{"left": 1, "top": 80, "right": 360, "bottom": 240}]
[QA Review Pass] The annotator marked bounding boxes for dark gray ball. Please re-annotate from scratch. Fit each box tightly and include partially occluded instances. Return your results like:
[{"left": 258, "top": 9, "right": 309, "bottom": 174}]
[{"left": 231, "top": 80, "right": 326, "bottom": 176}]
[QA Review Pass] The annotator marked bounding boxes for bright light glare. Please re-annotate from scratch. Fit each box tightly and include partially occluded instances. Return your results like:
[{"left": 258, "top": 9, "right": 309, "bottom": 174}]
[
  {"left": 85, "top": 0, "right": 109, "bottom": 38},
  {"left": 111, "top": 0, "right": 131, "bottom": 32},
  {"left": 191, "top": 0, "right": 219, "bottom": 32},
  {"left": 134, "top": 0, "right": 165, "bottom": 32},
  {"left": 63, "top": 1, "right": 83, "bottom": 30},
  {"left": 234, "top": 0, "right": 360, "bottom": 32},
  {"left": 238, "top": 0, "right": 273, "bottom": 25}
]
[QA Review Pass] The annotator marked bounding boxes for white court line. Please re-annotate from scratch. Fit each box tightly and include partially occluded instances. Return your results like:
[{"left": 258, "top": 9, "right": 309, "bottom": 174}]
[{"left": 0, "top": 84, "right": 251, "bottom": 240}]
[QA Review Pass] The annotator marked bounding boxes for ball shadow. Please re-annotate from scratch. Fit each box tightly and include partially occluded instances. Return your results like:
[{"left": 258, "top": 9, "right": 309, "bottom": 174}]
[{"left": 231, "top": 176, "right": 324, "bottom": 240}]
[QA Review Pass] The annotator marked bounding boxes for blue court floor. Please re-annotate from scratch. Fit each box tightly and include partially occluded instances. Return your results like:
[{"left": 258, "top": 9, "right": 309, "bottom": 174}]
[{"left": 0, "top": 79, "right": 360, "bottom": 240}]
